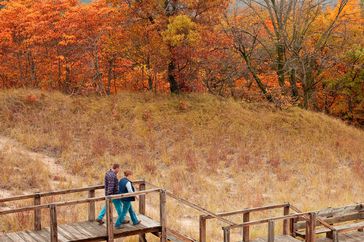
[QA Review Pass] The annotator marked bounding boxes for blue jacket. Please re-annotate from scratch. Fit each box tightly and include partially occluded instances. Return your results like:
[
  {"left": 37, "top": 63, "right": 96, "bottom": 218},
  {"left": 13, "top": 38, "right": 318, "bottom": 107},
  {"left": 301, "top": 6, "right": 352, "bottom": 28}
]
[{"left": 118, "top": 177, "right": 136, "bottom": 202}]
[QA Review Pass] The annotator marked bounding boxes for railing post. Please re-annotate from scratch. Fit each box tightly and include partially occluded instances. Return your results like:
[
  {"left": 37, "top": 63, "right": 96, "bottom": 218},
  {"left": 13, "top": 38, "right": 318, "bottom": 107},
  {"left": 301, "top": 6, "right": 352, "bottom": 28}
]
[
  {"left": 50, "top": 204, "right": 58, "bottom": 242},
  {"left": 283, "top": 204, "right": 290, "bottom": 235},
  {"left": 139, "top": 181, "right": 146, "bottom": 242},
  {"left": 243, "top": 212, "right": 250, "bottom": 242},
  {"left": 268, "top": 220, "right": 274, "bottom": 242},
  {"left": 290, "top": 217, "right": 297, "bottom": 237},
  {"left": 160, "top": 189, "right": 167, "bottom": 242},
  {"left": 305, "top": 213, "right": 316, "bottom": 242},
  {"left": 223, "top": 227, "right": 230, "bottom": 242},
  {"left": 199, "top": 215, "right": 207, "bottom": 242},
  {"left": 106, "top": 197, "right": 114, "bottom": 242},
  {"left": 88, "top": 189, "right": 96, "bottom": 221},
  {"left": 310, "top": 213, "right": 316, "bottom": 242},
  {"left": 34, "top": 192, "right": 41, "bottom": 231},
  {"left": 332, "top": 231, "right": 339, "bottom": 242}
]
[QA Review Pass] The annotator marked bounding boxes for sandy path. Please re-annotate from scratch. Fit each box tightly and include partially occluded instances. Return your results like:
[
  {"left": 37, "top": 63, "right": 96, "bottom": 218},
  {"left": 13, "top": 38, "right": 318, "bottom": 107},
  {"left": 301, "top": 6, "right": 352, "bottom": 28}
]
[{"left": 0, "top": 135, "right": 83, "bottom": 197}]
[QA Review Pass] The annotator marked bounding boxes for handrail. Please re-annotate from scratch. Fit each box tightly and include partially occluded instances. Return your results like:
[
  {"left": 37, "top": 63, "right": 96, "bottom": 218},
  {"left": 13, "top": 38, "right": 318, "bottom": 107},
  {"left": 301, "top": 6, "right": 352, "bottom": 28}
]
[
  {"left": 223, "top": 212, "right": 313, "bottom": 230},
  {"left": 203, "top": 203, "right": 290, "bottom": 219},
  {"left": 144, "top": 181, "right": 237, "bottom": 226},
  {"left": 0, "top": 179, "right": 145, "bottom": 203},
  {"left": 290, "top": 204, "right": 336, "bottom": 231},
  {"left": 0, "top": 187, "right": 159, "bottom": 215}
]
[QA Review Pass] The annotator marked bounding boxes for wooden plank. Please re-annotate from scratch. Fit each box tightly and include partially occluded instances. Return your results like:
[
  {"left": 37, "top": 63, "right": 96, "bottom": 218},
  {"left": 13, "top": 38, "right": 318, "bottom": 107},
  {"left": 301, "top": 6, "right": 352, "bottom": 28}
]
[
  {"left": 36, "top": 229, "right": 51, "bottom": 242},
  {"left": 62, "top": 224, "right": 88, "bottom": 240},
  {"left": 317, "top": 204, "right": 363, "bottom": 218},
  {"left": 160, "top": 190, "right": 167, "bottom": 242},
  {"left": 268, "top": 220, "right": 274, "bottom": 242},
  {"left": 25, "top": 230, "right": 47, "bottom": 242},
  {"left": 34, "top": 193, "right": 41, "bottom": 231},
  {"left": 295, "top": 212, "right": 362, "bottom": 230},
  {"left": 139, "top": 181, "right": 146, "bottom": 242},
  {"left": 5, "top": 232, "right": 27, "bottom": 242},
  {"left": 16, "top": 231, "right": 38, "bottom": 242},
  {"left": 56, "top": 226, "right": 77, "bottom": 241},
  {"left": 283, "top": 205, "right": 290, "bottom": 235},
  {"left": 243, "top": 212, "right": 250, "bottom": 242},
  {"left": 1, "top": 235, "right": 15, "bottom": 242},
  {"left": 223, "top": 228, "right": 230, "bottom": 242},
  {"left": 106, "top": 197, "right": 114, "bottom": 242},
  {"left": 204, "top": 203, "right": 290, "bottom": 220},
  {"left": 199, "top": 215, "right": 207, "bottom": 242},
  {"left": 50, "top": 204, "right": 58, "bottom": 242},
  {"left": 88, "top": 189, "right": 96, "bottom": 221},
  {"left": 167, "top": 229, "right": 196, "bottom": 242}
]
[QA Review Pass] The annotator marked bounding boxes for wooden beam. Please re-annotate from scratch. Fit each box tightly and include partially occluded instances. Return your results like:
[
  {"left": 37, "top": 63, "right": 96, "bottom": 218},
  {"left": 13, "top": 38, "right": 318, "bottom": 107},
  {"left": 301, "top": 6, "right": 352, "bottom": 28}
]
[
  {"left": 50, "top": 204, "right": 58, "bottom": 242},
  {"left": 290, "top": 217, "right": 296, "bottom": 237},
  {"left": 283, "top": 204, "right": 290, "bottom": 235},
  {"left": 199, "top": 215, "right": 207, "bottom": 242},
  {"left": 160, "top": 190, "right": 167, "bottom": 242},
  {"left": 203, "top": 203, "right": 290, "bottom": 220},
  {"left": 106, "top": 197, "right": 114, "bottom": 242},
  {"left": 226, "top": 212, "right": 311, "bottom": 230},
  {"left": 223, "top": 228, "right": 230, "bottom": 242},
  {"left": 268, "top": 220, "right": 274, "bottom": 242},
  {"left": 243, "top": 212, "right": 250, "bottom": 242},
  {"left": 0, "top": 180, "right": 145, "bottom": 203},
  {"left": 34, "top": 193, "right": 41, "bottom": 231},
  {"left": 139, "top": 181, "right": 146, "bottom": 242},
  {"left": 88, "top": 189, "right": 96, "bottom": 221}
]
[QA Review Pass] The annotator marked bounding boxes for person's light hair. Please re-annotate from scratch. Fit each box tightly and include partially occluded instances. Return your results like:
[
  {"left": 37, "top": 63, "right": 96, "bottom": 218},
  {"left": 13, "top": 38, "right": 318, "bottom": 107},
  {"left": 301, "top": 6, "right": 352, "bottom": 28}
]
[{"left": 124, "top": 170, "right": 133, "bottom": 176}]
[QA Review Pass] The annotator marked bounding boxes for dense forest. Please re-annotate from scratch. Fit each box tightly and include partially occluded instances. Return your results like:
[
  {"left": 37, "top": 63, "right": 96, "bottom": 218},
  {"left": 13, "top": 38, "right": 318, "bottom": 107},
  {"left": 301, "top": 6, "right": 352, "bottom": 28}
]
[{"left": 0, "top": 0, "right": 363, "bottom": 124}]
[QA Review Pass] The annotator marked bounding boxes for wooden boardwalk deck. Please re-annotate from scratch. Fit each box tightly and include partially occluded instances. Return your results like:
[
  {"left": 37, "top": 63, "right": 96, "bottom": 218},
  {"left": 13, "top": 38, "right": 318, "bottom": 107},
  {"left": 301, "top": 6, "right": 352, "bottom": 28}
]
[
  {"left": 0, "top": 214, "right": 161, "bottom": 242},
  {"left": 251, "top": 235, "right": 301, "bottom": 242},
  {"left": 316, "top": 231, "right": 364, "bottom": 242},
  {"left": 0, "top": 181, "right": 362, "bottom": 242}
]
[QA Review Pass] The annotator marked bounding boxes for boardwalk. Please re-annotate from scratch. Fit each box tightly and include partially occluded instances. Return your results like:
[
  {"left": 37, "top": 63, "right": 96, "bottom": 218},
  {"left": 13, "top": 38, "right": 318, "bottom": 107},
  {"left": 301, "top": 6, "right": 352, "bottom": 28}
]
[
  {"left": 0, "top": 215, "right": 161, "bottom": 242},
  {"left": 0, "top": 180, "right": 363, "bottom": 242},
  {"left": 316, "top": 232, "right": 364, "bottom": 242},
  {"left": 251, "top": 235, "right": 302, "bottom": 242}
]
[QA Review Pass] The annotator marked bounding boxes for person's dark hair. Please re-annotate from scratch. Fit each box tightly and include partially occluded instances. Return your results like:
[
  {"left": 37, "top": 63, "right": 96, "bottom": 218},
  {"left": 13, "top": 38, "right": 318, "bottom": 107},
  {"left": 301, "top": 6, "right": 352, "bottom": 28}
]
[
  {"left": 124, "top": 170, "right": 133, "bottom": 177},
  {"left": 112, "top": 164, "right": 120, "bottom": 170}
]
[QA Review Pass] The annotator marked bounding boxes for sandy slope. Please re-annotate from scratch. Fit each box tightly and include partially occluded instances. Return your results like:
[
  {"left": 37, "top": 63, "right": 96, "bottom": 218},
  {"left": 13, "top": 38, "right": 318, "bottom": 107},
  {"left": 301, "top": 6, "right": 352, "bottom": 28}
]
[{"left": 0, "top": 135, "right": 83, "bottom": 198}]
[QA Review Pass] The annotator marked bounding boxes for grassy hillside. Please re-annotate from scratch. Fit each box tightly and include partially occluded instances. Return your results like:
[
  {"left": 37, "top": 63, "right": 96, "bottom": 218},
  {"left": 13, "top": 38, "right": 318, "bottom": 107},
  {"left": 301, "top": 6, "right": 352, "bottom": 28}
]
[{"left": 0, "top": 89, "right": 363, "bottom": 240}]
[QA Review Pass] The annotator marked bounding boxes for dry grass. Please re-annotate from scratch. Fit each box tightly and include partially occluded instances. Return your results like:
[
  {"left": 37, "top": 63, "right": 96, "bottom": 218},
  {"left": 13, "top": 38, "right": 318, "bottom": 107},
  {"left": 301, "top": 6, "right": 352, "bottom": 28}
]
[
  {"left": 0, "top": 146, "right": 50, "bottom": 191},
  {"left": 0, "top": 88, "right": 363, "bottom": 240}
]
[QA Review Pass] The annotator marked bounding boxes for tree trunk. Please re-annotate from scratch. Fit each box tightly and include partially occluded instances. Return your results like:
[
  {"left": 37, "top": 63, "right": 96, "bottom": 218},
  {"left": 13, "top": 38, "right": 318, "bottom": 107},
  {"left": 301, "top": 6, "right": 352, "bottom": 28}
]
[
  {"left": 240, "top": 50, "right": 273, "bottom": 102},
  {"left": 27, "top": 50, "right": 38, "bottom": 87},
  {"left": 107, "top": 58, "right": 115, "bottom": 96},
  {"left": 289, "top": 69, "right": 299, "bottom": 98},
  {"left": 276, "top": 43, "right": 286, "bottom": 88},
  {"left": 168, "top": 60, "right": 179, "bottom": 94}
]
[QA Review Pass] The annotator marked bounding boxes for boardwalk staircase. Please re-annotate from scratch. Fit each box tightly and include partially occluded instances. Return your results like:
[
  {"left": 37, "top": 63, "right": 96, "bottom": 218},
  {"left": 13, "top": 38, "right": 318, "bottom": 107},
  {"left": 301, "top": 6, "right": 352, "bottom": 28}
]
[{"left": 0, "top": 180, "right": 363, "bottom": 242}]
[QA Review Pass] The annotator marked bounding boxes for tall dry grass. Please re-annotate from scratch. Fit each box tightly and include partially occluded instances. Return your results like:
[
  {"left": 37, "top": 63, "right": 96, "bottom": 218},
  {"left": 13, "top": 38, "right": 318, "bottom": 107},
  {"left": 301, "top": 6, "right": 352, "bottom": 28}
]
[{"left": 0, "top": 89, "right": 363, "bottom": 240}]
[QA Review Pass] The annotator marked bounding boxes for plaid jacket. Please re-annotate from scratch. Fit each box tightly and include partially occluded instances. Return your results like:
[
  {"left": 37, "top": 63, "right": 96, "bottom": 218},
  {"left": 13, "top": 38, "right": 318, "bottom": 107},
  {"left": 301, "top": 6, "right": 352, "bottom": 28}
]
[{"left": 104, "top": 170, "right": 118, "bottom": 196}]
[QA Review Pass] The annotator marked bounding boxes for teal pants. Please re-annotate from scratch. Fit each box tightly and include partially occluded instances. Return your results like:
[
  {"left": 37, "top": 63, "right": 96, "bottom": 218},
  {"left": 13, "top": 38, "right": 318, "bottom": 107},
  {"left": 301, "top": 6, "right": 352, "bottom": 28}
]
[
  {"left": 97, "top": 199, "right": 123, "bottom": 227},
  {"left": 116, "top": 201, "right": 139, "bottom": 226}
]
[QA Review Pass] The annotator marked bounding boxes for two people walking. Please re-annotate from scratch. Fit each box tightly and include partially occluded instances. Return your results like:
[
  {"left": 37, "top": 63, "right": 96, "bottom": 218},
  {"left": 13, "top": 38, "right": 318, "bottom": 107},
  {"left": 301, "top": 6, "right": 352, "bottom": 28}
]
[{"left": 96, "top": 164, "right": 141, "bottom": 229}]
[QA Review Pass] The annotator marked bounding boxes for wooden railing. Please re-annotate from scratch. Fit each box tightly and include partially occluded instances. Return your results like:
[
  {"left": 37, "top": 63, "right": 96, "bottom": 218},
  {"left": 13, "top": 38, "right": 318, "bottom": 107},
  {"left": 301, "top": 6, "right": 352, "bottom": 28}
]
[
  {"left": 222, "top": 212, "right": 317, "bottom": 242},
  {"left": 0, "top": 180, "right": 155, "bottom": 242},
  {"left": 199, "top": 203, "right": 291, "bottom": 242},
  {"left": 0, "top": 180, "right": 145, "bottom": 231}
]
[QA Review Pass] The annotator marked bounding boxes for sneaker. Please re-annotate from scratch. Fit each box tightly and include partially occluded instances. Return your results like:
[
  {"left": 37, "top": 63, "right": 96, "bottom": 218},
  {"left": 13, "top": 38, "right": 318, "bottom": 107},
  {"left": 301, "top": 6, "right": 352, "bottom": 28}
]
[
  {"left": 122, "top": 220, "right": 130, "bottom": 224},
  {"left": 96, "top": 219, "right": 104, "bottom": 225},
  {"left": 115, "top": 225, "right": 122, "bottom": 229},
  {"left": 133, "top": 220, "right": 142, "bottom": 225}
]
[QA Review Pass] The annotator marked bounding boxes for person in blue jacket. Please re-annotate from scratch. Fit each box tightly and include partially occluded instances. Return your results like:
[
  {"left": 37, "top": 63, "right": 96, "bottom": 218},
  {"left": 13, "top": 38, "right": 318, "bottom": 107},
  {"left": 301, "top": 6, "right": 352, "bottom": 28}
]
[
  {"left": 95, "top": 164, "right": 128, "bottom": 226},
  {"left": 115, "top": 170, "right": 141, "bottom": 229}
]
